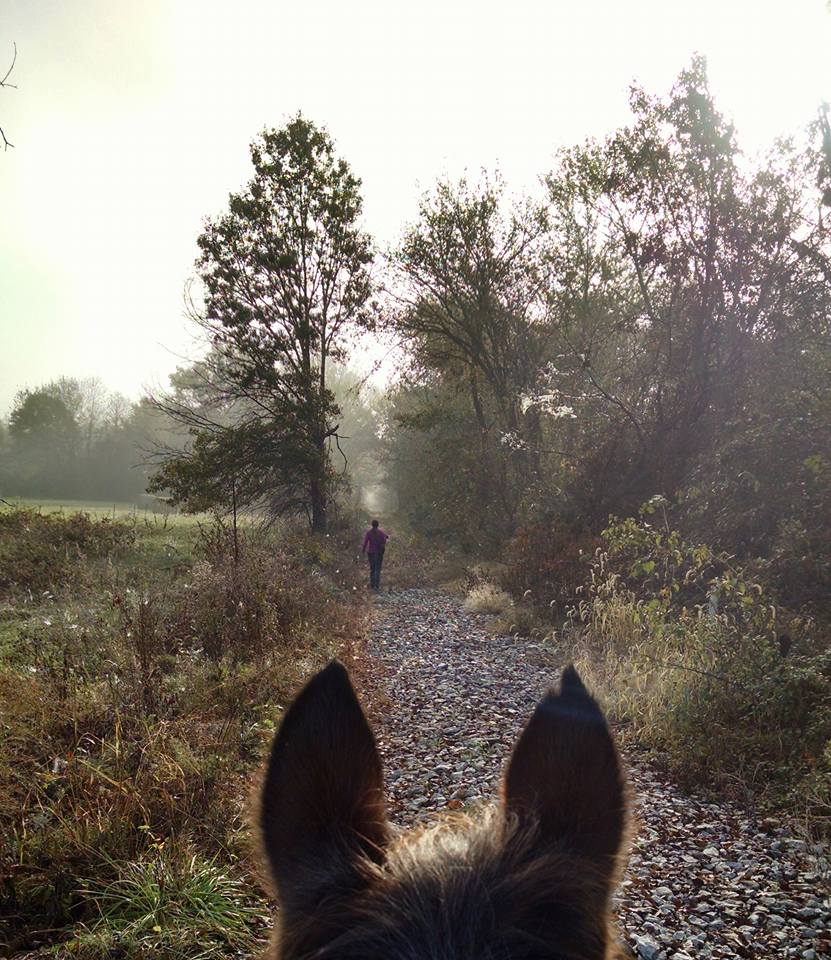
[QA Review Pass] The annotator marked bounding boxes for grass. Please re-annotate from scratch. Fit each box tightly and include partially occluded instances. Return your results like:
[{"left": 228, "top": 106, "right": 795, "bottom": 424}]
[
  {"left": 0, "top": 497, "right": 191, "bottom": 523},
  {"left": 563, "top": 597, "right": 831, "bottom": 827},
  {"left": 72, "top": 843, "right": 270, "bottom": 960},
  {"left": 0, "top": 503, "right": 367, "bottom": 956},
  {"left": 553, "top": 523, "right": 831, "bottom": 836}
]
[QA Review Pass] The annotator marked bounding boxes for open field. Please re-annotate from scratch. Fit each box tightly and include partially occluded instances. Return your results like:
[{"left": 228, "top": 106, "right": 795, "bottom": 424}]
[{"left": 0, "top": 497, "right": 195, "bottom": 524}]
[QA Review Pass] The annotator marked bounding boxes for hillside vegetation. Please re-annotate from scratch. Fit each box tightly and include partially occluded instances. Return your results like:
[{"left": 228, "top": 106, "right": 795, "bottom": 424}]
[{"left": 0, "top": 506, "right": 366, "bottom": 958}]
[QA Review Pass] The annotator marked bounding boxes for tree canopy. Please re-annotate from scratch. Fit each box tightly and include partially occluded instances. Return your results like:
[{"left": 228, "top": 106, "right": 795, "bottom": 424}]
[{"left": 385, "top": 61, "right": 831, "bottom": 604}]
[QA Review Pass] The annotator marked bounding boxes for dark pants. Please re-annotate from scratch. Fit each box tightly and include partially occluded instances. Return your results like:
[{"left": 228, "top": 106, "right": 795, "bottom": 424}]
[{"left": 368, "top": 550, "right": 384, "bottom": 589}]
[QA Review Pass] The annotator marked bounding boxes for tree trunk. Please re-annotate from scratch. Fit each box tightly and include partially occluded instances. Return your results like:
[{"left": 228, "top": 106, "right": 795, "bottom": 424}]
[
  {"left": 469, "top": 374, "right": 493, "bottom": 514},
  {"left": 310, "top": 400, "right": 329, "bottom": 532},
  {"left": 523, "top": 404, "right": 542, "bottom": 476},
  {"left": 310, "top": 478, "right": 327, "bottom": 533}
]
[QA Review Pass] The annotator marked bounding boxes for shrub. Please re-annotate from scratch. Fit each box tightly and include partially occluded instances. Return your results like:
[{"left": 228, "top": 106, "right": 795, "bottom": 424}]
[
  {"left": 500, "top": 523, "right": 598, "bottom": 614},
  {"left": 0, "top": 507, "right": 135, "bottom": 596},
  {"left": 560, "top": 508, "right": 831, "bottom": 833},
  {"left": 182, "top": 548, "right": 320, "bottom": 663}
]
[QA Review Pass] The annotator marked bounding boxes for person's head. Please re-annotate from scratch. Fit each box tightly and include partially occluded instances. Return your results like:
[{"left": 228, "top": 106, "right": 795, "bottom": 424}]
[{"left": 371, "top": 519, "right": 379, "bottom": 528}]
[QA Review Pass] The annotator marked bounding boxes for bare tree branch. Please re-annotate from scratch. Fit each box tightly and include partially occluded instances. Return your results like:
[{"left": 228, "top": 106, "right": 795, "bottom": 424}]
[
  {"left": 1, "top": 42, "right": 16, "bottom": 87},
  {"left": 1, "top": 42, "right": 17, "bottom": 150}
]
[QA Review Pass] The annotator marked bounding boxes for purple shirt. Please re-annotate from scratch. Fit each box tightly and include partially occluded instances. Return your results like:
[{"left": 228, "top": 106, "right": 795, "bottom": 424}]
[{"left": 362, "top": 528, "right": 389, "bottom": 554}]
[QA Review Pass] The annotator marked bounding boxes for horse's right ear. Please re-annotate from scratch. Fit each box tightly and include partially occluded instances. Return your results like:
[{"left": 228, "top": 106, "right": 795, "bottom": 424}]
[
  {"left": 260, "top": 661, "right": 389, "bottom": 913},
  {"left": 503, "top": 666, "right": 626, "bottom": 867}
]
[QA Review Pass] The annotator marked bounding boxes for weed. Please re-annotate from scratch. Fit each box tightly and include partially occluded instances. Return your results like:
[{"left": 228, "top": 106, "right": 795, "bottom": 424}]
[
  {"left": 559, "top": 510, "right": 831, "bottom": 834},
  {"left": 0, "top": 507, "right": 135, "bottom": 596},
  {"left": 0, "top": 511, "right": 358, "bottom": 953}
]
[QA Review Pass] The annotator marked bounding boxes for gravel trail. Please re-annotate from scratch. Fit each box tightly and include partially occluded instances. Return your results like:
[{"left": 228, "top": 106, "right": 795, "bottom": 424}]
[{"left": 365, "top": 588, "right": 830, "bottom": 960}]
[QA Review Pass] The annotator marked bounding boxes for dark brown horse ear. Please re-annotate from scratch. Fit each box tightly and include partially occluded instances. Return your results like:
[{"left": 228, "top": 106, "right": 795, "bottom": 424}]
[
  {"left": 260, "top": 661, "right": 390, "bottom": 911},
  {"left": 503, "top": 665, "right": 626, "bottom": 865}
]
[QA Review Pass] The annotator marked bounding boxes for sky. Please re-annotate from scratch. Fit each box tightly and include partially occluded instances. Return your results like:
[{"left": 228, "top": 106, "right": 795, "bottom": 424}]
[{"left": 1, "top": 0, "right": 830, "bottom": 415}]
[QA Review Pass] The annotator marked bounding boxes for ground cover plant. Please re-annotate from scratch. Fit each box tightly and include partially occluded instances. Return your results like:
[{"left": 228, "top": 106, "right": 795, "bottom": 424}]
[
  {"left": 0, "top": 507, "right": 136, "bottom": 594},
  {"left": 556, "top": 499, "right": 831, "bottom": 834},
  {"left": 0, "top": 504, "right": 366, "bottom": 957},
  {"left": 462, "top": 581, "right": 513, "bottom": 616}
]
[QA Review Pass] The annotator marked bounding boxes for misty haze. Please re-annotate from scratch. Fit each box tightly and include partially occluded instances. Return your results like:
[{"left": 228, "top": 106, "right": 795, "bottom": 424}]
[{"left": 1, "top": 2, "right": 831, "bottom": 959}]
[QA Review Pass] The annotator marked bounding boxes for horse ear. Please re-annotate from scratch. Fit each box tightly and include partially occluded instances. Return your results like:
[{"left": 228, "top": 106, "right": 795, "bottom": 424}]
[
  {"left": 503, "top": 666, "right": 626, "bottom": 865},
  {"left": 260, "top": 661, "right": 389, "bottom": 912}
]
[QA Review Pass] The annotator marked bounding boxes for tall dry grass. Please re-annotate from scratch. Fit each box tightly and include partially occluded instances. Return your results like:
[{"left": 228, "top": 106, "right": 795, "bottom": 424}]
[{"left": 0, "top": 508, "right": 364, "bottom": 956}]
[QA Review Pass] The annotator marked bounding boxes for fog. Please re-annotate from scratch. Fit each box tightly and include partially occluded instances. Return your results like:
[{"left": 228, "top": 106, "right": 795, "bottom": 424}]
[{"left": 2, "top": 0, "right": 830, "bottom": 415}]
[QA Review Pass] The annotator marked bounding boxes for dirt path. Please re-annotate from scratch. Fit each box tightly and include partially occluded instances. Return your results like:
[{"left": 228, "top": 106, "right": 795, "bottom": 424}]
[{"left": 364, "top": 588, "right": 830, "bottom": 960}]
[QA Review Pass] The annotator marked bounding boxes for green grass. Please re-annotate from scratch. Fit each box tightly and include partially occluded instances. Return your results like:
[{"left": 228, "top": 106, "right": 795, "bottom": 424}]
[
  {"left": 70, "top": 843, "right": 270, "bottom": 960},
  {"left": 1, "top": 496, "right": 198, "bottom": 524}
]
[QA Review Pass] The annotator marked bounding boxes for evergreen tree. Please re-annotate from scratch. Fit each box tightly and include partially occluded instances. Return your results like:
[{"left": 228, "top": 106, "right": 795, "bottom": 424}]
[{"left": 150, "top": 116, "right": 374, "bottom": 531}]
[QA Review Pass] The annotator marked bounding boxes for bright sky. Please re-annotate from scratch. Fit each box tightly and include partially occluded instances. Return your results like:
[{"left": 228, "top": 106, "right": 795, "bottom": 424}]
[{"left": 2, "top": 0, "right": 830, "bottom": 415}]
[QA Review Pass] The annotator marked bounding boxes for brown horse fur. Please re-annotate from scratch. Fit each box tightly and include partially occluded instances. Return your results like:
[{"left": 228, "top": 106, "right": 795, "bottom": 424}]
[{"left": 258, "top": 661, "right": 630, "bottom": 960}]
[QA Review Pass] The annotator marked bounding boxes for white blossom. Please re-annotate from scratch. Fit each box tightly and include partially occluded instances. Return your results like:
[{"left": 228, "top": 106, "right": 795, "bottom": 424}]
[
  {"left": 551, "top": 404, "right": 576, "bottom": 419},
  {"left": 500, "top": 431, "right": 528, "bottom": 450}
]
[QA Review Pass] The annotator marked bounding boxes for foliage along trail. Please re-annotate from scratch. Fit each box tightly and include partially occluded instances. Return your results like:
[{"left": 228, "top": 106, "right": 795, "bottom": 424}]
[{"left": 361, "top": 588, "right": 829, "bottom": 960}]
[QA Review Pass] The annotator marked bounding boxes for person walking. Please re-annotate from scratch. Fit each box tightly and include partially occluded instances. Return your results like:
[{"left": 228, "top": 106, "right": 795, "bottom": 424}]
[{"left": 361, "top": 519, "right": 389, "bottom": 590}]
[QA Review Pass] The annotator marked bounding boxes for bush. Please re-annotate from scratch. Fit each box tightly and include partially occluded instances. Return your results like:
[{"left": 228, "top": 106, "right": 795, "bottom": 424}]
[
  {"left": 500, "top": 523, "right": 598, "bottom": 615},
  {"left": 560, "top": 507, "right": 831, "bottom": 833},
  {"left": 183, "top": 551, "right": 316, "bottom": 663}
]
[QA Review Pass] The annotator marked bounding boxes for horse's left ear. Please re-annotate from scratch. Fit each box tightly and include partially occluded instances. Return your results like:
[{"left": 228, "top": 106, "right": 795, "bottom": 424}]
[{"left": 260, "top": 661, "right": 390, "bottom": 912}]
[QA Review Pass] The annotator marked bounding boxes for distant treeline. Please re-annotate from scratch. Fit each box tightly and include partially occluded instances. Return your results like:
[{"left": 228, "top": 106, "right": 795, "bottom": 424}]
[
  {"left": 0, "top": 378, "right": 160, "bottom": 502},
  {"left": 0, "top": 367, "right": 384, "bottom": 509}
]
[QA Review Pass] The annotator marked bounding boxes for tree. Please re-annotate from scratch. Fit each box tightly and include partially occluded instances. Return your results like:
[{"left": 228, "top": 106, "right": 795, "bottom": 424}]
[
  {"left": 325, "top": 364, "right": 385, "bottom": 512},
  {"left": 390, "top": 176, "right": 553, "bottom": 523},
  {"left": 383, "top": 378, "right": 514, "bottom": 548},
  {"left": 0, "top": 379, "right": 166, "bottom": 503},
  {"left": 46, "top": 376, "right": 109, "bottom": 460},
  {"left": 542, "top": 59, "right": 831, "bottom": 522},
  {"left": 150, "top": 116, "right": 374, "bottom": 531},
  {"left": 6, "top": 387, "right": 80, "bottom": 496},
  {"left": 8, "top": 389, "right": 78, "bottom": 444},
  {"left": 819, "top": 104, "right": 831, "bottom": 197},
  {"left": 386, "top": 60, "right": 831, "bottom": 561}
]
